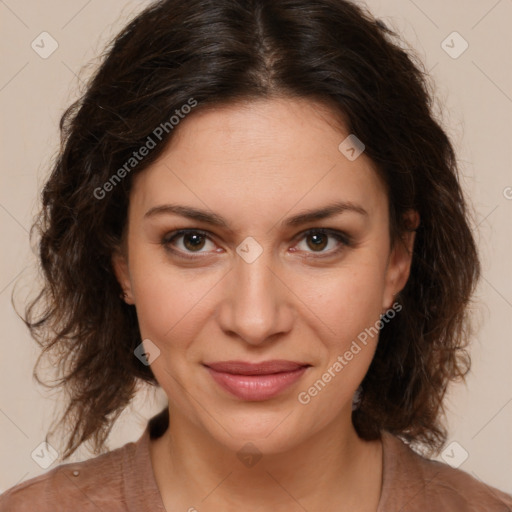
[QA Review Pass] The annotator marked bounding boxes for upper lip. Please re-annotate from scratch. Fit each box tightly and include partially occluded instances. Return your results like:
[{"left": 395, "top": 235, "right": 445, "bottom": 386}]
[{"left": 203, "top": 360, "right": 310, "bottom": 375}]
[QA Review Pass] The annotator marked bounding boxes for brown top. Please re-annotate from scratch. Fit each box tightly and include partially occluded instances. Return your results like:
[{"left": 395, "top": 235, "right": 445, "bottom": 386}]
[{"left": 1, "top": 409, "right": 511, "bottom": 511}]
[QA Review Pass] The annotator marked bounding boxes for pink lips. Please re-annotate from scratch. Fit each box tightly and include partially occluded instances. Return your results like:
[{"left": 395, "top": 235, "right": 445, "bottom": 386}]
[{"left": 204, "top": 360, "right": 310, "bottom": 401}]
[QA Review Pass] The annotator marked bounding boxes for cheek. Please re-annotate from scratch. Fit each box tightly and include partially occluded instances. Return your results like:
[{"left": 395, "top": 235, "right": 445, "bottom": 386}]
[
  {"left": 129, "top": 249, "right": 219, "bottom": 346},
  {"left": 294, "top": 259, "right": 387, "bottom": 342},
  {"left": 293, "top": 267, "right": 386, "bottom": 407}
]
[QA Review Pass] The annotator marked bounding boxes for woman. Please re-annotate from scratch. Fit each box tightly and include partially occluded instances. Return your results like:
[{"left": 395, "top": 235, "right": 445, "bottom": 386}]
[{"left": 1, "top": 0, "right": 511, "bottom": 510}]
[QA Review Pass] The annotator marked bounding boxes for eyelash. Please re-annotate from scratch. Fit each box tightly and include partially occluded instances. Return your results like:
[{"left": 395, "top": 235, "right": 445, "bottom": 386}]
[{"left": 160, "top": 228, "right": 352, "bottom": 260}]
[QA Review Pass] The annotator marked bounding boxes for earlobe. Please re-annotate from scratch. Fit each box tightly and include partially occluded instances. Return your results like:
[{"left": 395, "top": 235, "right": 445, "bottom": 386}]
[{"left": 112, "top": 250, "right": 135, "bottom": 305}]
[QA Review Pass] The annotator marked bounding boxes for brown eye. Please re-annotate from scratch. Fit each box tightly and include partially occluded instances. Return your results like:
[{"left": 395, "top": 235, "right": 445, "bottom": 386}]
[
  {"left": 294, "top": 229, "right": 351, "bottom": 257},
  {"left": 161, "top": 227, "right": 351, "bottom": 260},
  {"left": 161, "top": 229, "right": 216, "bottom": 256},
  {"left": 305, "top": 232, "right": 329, "bottom": 251},
  {"left": 182, "top": 232, "right": 207, "bottom": 251}
]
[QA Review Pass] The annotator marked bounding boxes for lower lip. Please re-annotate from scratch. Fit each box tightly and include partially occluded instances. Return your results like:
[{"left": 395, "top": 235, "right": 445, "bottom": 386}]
[{"left": 206, "top": 366, "right": 309, "bottom": 401}]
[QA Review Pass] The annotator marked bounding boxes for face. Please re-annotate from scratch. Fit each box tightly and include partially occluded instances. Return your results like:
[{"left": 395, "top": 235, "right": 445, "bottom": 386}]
[{"left": 113, "top": 96, "right": 416, "bottom": 454}]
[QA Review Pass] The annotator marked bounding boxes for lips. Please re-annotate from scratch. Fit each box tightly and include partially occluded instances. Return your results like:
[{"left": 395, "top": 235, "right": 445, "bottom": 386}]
[
  {"left": 203, "top": 360, "right": 311, "bottom": 401},
  {"left": 203, "top": 360, "right": 309, "bottom": 375}
]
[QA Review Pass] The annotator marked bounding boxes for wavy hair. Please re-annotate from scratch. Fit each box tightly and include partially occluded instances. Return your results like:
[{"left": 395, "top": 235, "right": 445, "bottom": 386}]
[{"left": 21, "top": 0, "right": 480, "bottom": 459}]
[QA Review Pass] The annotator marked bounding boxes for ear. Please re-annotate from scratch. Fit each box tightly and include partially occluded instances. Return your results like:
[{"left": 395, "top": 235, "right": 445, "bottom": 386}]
[
  {"left": 382, "top": 210, "right": 419, "bottom": 311},
  {"left": 112, "top": 248, "right": 135, "bottom": 305}
]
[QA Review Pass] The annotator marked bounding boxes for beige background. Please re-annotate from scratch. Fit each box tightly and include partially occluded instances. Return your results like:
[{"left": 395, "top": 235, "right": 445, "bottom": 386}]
[{"left": 1, "top": 0, "right": 511, "bottom": 496}]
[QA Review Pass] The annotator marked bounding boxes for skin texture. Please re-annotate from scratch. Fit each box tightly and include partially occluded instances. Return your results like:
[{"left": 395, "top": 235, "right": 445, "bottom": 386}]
[{"left": 113, "top": 97, "right": 417, "bottom": 511}]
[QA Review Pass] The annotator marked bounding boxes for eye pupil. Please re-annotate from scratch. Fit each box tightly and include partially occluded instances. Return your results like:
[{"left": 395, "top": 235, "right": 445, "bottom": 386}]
[
  {"left": 307, "top": 232, "right": 328, "bottom": 251},
  {"left": 184, "top": 233, "right": 205, "bottom": 251}
]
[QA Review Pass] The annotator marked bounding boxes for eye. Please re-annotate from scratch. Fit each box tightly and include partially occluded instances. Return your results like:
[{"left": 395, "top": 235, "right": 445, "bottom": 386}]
[
  {"left": 161, "top": 228, "right": 351, "bottom": 259},
  {"left": 293, "top": 228, "right": 351, "bottom": 257},
  {"left": 161, "top": 229, "right": 216, "bottom": 257}
]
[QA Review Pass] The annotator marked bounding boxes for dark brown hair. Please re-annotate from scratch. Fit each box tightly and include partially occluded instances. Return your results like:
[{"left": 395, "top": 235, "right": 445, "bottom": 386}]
[{"left": 22, "top": 0, "right": 480, "bottom": 460}]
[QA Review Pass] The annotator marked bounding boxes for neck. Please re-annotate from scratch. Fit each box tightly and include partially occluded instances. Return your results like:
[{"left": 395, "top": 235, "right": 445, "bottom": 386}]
[{"left": 149, "top": 406, "right": 383, "bottom": 512}]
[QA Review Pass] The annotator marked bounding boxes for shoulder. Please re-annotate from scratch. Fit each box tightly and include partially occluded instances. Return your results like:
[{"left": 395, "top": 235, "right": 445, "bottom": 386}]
[
  {"left": 0, "top": 440, "right": 135, "bottom": 512},
  {"left": 380, "top": 431, "right": 512, "bottom": 512}
]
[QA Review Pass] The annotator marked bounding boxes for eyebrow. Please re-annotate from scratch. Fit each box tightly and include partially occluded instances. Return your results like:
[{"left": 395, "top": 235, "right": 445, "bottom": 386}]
[{"left": 144, "top": 200, "right": 368, "bottom": 229}]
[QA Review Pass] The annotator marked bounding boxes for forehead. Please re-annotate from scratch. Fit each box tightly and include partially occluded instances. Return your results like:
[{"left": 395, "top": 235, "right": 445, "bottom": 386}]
[{"left": 129, "top": 97, "right": 387, "bottom": 229}]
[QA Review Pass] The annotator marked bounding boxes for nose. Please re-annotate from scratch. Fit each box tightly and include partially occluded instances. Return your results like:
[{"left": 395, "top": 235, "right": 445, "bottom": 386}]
[{"left": 216, "top": 248, "right": 294, "bottom": 346}]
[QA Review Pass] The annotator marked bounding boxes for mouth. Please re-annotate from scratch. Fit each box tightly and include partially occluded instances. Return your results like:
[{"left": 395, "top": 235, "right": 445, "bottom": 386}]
[{"left": 203, "top": 360, "right": 311, "bottom": 401}]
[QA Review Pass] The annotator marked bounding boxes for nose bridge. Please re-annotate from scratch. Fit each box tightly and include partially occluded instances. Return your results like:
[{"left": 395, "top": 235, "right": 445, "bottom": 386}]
[{"left": 218, "top": 239, "right": 292, "bottom": 345}]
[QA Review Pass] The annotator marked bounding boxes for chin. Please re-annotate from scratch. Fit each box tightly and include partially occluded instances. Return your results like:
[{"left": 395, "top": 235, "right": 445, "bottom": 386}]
[{"left": 201, "top": 407, "right": 314, "bottom": 455}]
